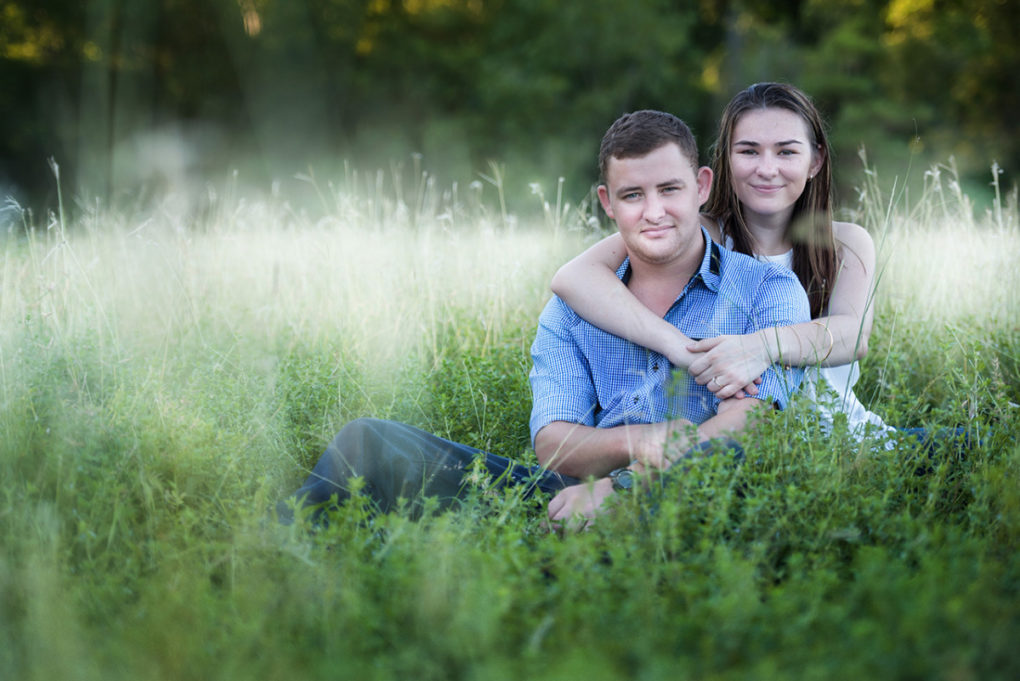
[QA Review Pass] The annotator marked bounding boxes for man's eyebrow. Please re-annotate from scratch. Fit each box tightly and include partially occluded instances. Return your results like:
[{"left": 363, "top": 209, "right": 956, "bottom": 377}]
[{"left": 614, "top": 178, "right": 685, "bottom": 197}]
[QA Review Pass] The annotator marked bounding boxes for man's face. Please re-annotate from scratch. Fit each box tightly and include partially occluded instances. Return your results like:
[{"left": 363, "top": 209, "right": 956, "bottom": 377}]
[{"left": 597, "top": 143, "right": 712, "bottom": 267}]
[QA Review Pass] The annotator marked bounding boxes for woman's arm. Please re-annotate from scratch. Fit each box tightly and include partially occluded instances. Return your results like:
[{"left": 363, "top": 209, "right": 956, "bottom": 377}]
[
  {"left": 687, "top": 221, "right": 878, "bottom": 394},
  {"left": 550, "top": 232, "right": 699, "bottom": 368}
]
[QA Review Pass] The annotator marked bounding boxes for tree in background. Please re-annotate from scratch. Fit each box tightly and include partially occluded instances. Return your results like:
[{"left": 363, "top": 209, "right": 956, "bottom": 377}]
[{"left": 0, "top": 0, "right": 1015, "bottom": 211}]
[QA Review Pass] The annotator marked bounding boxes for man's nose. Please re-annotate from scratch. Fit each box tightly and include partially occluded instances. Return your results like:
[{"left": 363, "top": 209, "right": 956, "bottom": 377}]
[{"left": 644, "top": 194, "right": 666, "bottom": 221}]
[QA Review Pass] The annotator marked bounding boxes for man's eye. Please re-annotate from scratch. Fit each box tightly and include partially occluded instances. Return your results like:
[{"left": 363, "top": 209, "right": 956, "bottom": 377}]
[{"left": 622, "top": 192, "right": 641, "bottom": 201}]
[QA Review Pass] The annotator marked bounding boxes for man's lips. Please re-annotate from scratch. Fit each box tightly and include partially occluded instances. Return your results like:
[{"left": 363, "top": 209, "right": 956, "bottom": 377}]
[{"left": 641, "top": 224, "right": 675, "bottom": 236}]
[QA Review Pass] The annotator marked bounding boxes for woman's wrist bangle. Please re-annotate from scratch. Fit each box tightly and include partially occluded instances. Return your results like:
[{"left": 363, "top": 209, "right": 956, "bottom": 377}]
[
  {"left": 763, "top": 328, "right": 790, "bottom": 371},
  {"left": 811, "top": 321, "right": 834, "bottom": 362},
  {"left": 785, "top": 328, "right": 803, "bottom": 371}
]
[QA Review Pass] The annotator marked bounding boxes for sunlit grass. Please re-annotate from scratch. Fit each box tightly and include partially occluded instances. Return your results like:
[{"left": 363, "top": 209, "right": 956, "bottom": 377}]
[
  {"left": 1, "top": 158, "right": 1017, "bottom": 680},
  {"left": 858, "top": 157, "right": 1020, "bottom": 325}
]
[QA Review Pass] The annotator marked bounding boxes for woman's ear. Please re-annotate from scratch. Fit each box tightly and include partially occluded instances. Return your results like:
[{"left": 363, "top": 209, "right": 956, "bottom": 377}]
[{"left": 810, "top": 146, "right": 825, "bottom": 179}]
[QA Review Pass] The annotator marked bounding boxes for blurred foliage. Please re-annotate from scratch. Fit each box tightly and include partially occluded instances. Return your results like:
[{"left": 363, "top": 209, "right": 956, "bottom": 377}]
[{"left": 2, "top": 0, "right": 1017, "bottom": 210}]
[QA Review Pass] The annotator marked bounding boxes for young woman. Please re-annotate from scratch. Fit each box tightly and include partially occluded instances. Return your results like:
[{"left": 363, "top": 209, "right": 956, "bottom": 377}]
[{"left": 551, "top": 82, "right": 893, "bottom": 440}]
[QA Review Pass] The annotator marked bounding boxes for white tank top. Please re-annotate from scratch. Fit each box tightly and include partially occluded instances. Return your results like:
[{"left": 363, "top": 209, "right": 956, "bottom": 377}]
[{"left": 742, "top": 241, "right": 894, "bottom": 441}]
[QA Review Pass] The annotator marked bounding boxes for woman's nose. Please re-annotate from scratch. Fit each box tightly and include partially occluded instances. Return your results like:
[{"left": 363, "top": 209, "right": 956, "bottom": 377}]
[{"left": 756, "top": 153, "right": 778, "bottom": 177}]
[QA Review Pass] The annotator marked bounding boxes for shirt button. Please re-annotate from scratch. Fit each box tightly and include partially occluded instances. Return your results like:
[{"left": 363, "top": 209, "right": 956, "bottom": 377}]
[
  {"left": 652, "top": 363, "right": 659, "bottom": 371},
  {"left": 632, "top": 397, "right": 639, "bottom": 404}
]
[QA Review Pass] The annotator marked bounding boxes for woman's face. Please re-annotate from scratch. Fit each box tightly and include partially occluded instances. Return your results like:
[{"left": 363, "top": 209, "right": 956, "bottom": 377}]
[{"left": 729, "top": 107, "right": 823, "bottom": 225}]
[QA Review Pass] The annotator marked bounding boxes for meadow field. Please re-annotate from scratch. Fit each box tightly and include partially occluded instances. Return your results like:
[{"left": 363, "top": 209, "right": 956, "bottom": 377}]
[{"left": 1, "top": 161, "right": 1018, "bottom": 680}]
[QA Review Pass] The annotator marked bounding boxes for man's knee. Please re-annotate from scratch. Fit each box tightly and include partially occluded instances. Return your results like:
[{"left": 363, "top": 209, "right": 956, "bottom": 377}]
[
  {"left": 333, "top": 417, "right": 382, "bottom": 450},
  {"left": 329, "top": 417, "right": 400, "bottom": 467}
]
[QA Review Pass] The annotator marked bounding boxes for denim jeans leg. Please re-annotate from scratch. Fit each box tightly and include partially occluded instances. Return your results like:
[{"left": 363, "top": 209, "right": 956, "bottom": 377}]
[
  {"left": 278, "top": 417, "right": 577, "bottom": 523},
  {"left": 896, "top": 426, "right": 972, "bottom": 475}
]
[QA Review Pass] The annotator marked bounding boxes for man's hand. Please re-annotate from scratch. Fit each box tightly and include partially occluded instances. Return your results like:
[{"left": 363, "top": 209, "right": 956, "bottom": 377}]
[
  {"left": 633, "top": 421, "right": 677, "bottom": 470},
  {"left": 632, "top": 420, "right": 698, "bottom": 470},
  {"left": 547, "top": 478, "right": 614, "bottom": 531}
]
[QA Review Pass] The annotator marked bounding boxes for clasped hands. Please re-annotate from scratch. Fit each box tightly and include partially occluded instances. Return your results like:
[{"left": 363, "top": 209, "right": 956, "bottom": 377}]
[{"left": 686, "top": 334, "right": 769, "bottom": 399}]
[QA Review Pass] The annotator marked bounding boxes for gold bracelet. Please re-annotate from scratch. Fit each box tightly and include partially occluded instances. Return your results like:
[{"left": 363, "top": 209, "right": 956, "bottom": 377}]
[
  {"left": 811, "top": 321, "right": 834, "bottom": 363},
  {"left": 786, "top": 330, "right": 803, "bottom": 371}
]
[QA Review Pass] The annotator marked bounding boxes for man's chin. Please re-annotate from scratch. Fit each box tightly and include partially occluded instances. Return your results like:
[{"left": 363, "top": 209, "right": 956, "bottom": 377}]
[{"left": 629, "top": 243, "right": 684, "bottom": 265}]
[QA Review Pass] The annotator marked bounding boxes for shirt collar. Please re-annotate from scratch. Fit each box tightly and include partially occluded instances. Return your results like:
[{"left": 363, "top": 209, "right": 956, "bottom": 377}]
[{"left": 699, "top": 225, "right": 724, "bottom": 292}]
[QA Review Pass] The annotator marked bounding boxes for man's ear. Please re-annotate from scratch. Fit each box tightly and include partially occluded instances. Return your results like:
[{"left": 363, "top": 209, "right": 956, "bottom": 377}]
[
  {"left": 696, "top": 166, "right": 713, "bottom": 205},
  {"left": 596, "top": 184, "right": 615, "bottom": 219}
]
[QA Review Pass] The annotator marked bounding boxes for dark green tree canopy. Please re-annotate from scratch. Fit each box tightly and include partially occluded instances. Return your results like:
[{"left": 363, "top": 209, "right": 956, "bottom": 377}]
[{"left": 2, "top": 0, "right": 1015, "bottom": 209}]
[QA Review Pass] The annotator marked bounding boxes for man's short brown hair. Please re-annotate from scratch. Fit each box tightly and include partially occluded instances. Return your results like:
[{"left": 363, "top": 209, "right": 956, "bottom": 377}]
[{"left": 598, "top": 110, "right": 700, "bottom": 184}]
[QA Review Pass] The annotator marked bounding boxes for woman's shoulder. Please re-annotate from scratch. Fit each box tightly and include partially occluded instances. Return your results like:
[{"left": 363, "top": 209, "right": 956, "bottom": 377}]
[
  {"left": 700, "top": 212, "right": 723, "bottom": 243},
  {"left": 832, "top": 220, "right": 873, "bottom": 250},
  {"left": 832, "top": 220, "right": 876, "bottom": 269}
]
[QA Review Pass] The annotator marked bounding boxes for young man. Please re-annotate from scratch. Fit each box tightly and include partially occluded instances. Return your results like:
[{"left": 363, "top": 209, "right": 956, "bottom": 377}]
[{"left": 278, "top": 110, "right": 809, "bottom": 526}]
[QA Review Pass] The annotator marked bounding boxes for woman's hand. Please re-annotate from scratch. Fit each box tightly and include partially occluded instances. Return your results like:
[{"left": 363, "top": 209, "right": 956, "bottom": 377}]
[{"left": 687, "top": 335, "right": 768, "bottom": 399}]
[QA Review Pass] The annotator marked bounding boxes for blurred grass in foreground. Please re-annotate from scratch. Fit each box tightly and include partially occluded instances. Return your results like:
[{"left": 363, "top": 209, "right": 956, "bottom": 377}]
[{"left": 0, "top": 159, "right": 1017, "bottom": 681}]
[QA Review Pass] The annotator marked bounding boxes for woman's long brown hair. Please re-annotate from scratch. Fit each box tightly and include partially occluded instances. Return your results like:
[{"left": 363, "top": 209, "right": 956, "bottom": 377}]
[{"left": 704, "top": 82, "right": 838, "bottom": 318}]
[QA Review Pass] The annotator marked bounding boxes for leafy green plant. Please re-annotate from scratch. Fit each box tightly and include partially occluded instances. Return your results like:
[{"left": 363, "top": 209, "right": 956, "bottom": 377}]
[{"left": 1, "top": 159, "right": 1017, "bottom": 681}]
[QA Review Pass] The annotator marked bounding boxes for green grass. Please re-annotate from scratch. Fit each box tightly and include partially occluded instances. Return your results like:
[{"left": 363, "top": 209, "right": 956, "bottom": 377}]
[{"left": 1, "top": 162, "right": 1018, "bottom": 680}]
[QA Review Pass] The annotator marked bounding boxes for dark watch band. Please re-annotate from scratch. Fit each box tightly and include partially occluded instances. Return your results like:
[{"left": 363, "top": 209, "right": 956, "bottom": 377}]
[{"left": 608, "top": 467, "right": 635, "bottom": 492}]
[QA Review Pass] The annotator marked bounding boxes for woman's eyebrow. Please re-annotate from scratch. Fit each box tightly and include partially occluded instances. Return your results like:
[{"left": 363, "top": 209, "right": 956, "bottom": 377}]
[{"left": 734, "top": 139, "right": 805, "bottom": 146}]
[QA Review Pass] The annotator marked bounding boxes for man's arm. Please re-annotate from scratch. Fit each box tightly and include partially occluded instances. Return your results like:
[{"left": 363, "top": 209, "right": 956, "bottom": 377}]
[
  {"left": 537, "top": 389, "right": 764, "bottom": 478},
  {"left": 530, "top": 294, "right": 671, "bottom": 479},
  {"left": 534, "top": 417, "right": 694, "bottom": 479},
  {"left": 694, "top": 393, "right": 766, "bottom": 445},
  {"left": 546, "top": 396, "right": 766, "bottom": 525}
]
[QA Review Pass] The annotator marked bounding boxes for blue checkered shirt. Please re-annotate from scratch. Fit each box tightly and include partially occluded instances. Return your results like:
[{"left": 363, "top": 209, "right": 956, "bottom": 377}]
[{"left": 529, "top": 227, "right": 810, "bottom": 444}]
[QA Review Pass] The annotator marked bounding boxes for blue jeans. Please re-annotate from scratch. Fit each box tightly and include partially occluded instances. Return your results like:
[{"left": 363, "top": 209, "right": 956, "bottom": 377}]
[
  {"left": 897, "top": 426, "right": 974, "bottom": 474},
  {"left": 898, "top": 426, "right": 974, "bottom": 453},
  {"left": 277, "top": 418, "right": 579, "bottom": 523}
]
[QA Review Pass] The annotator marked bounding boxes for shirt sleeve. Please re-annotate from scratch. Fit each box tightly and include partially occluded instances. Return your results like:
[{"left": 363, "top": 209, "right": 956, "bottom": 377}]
[
  {"left": 528, "top": 297, "right": 600, "bottom": 446},
  {"left": 745, "top": 266, "right": 812, "bottom": 410}
]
